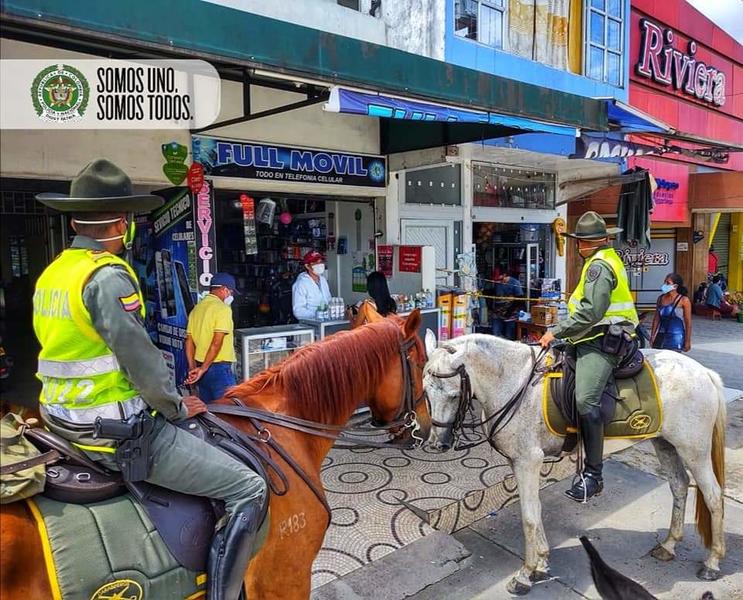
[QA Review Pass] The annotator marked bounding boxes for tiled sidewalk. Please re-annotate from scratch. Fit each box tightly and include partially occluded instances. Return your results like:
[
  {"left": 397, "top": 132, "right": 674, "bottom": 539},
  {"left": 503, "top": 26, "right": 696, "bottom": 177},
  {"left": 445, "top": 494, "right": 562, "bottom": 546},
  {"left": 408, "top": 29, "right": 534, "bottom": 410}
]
[{"left": 312, "top": 433, "right": 575, "bottom": 588}]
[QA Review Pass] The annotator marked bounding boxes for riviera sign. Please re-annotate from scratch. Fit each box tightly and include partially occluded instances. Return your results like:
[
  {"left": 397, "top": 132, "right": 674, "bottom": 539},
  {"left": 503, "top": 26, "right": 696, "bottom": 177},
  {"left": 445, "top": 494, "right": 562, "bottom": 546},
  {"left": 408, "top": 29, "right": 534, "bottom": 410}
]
[{"left": 635, "top": 19, "right": 726, "bottom": 107}]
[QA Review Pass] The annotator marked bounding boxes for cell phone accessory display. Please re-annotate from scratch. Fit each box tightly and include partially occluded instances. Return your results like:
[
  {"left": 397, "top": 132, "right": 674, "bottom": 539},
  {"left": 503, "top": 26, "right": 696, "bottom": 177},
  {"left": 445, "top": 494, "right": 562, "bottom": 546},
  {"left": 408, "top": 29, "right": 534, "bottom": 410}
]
[{"left": 241, "top": 194, "right": 258, "bottom": 255}]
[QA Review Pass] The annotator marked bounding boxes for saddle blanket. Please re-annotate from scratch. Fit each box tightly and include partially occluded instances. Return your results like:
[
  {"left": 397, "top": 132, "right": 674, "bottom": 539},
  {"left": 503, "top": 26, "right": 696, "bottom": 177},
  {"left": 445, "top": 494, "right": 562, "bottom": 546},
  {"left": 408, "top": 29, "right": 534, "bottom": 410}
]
[
  {"left": 542, "top": 362, "right": 662, "bottom": 440},
  {"left": 27, "top": 494, "right": 206, "bottom": 600}
]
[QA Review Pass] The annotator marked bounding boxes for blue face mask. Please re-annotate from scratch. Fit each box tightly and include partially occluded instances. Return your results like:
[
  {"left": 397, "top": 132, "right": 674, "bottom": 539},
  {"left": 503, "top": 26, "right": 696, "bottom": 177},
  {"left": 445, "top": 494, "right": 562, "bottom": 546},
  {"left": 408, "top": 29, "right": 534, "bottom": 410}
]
[{"left": 661, "top": 283, "right": 675, "bottom": 294}]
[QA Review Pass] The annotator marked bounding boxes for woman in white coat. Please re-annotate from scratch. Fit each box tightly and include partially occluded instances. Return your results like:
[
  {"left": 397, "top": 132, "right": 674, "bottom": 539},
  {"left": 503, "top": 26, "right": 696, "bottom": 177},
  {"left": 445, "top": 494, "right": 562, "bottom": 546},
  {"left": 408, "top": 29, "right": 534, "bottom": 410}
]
[{"left": 292, "top": 250, "right": 332, "bottom": 320}]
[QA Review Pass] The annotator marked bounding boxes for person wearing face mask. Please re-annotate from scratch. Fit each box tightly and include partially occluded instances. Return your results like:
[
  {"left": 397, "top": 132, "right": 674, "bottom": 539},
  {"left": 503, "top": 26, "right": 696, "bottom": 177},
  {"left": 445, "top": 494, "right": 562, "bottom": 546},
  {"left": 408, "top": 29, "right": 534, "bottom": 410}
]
[
  {"left": 33, "top": 160, "right": 268, "bottom": 600},
  {"left": 292, "top": 250, "right": 332, "bottom": 320},
  {"left": 185, "top": 272, "right": 239, "bottom": 402},
  {"left": 539, "top": 211, "right": 638, "bottom": 502},
  {"left": 651, "top": 273, "right": 691, "bottom": 352}
]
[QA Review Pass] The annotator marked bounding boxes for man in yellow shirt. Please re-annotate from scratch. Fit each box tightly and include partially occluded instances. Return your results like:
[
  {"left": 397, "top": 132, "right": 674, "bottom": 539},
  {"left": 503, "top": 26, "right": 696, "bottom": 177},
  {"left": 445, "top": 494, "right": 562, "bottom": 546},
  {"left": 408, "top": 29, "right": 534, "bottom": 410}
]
[{"left": 185, "top": 272, "right": 238, "bottom": 402}]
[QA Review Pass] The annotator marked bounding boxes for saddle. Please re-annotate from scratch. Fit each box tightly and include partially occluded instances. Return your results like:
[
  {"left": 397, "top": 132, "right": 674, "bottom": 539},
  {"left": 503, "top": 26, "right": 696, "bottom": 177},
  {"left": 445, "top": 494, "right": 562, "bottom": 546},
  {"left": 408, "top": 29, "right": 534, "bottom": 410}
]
[
  {"left": 548, "top": 342, "right": 645, "bottom": 430},
  {"left": 13, "top": 414, "right": 269, "bottom": 572}
]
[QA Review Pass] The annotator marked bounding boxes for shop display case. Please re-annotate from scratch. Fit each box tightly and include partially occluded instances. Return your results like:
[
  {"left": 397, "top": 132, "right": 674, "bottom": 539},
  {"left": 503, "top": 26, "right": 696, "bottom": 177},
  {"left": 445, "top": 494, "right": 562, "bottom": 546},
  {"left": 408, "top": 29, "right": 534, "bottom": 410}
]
[{"left": 234, "top": 324, "right": 315, "bottom": 381}]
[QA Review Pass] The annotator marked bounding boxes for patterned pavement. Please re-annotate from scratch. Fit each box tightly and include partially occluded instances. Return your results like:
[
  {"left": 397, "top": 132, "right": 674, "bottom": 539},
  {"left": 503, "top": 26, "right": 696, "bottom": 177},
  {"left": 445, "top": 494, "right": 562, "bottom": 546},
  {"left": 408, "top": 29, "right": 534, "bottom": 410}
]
[{"left": 311, "top": 429, "right": 576, "bottom": 588}]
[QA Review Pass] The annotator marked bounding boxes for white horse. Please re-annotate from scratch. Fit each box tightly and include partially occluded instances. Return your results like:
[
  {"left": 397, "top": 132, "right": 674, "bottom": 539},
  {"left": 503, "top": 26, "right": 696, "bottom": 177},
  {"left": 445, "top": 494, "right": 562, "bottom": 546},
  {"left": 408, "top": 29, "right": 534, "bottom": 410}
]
[{"left": 423, "top": 332, "right": 726, "bottom": 595}]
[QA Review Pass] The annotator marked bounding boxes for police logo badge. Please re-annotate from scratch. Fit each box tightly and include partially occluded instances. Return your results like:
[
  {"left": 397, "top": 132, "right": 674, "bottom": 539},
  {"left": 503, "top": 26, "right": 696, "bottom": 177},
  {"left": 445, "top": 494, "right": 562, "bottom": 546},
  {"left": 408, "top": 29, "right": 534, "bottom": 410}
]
[
  {"left": 31, "top": 64, "right": 89, "bottom": 122},
  {"left": 629, "top": 413, "right": 652, "bottom": 430},
  {"left": 90, "top": 578, "right": 143, "bottom": 600},
  {"left": 585, "top": 264, "right": 602, "bottom": 283}
]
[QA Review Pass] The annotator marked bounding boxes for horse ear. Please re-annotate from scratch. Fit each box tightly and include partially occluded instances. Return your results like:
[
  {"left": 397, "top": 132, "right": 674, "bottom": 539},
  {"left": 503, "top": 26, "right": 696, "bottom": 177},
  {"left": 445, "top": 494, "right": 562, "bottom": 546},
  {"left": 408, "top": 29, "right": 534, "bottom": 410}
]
[
  {"left": 425, "top": 329, "right": 437, "bottom": 355},
  {"left": 403, "top": 308, "right": 421, "bottom": 339}
]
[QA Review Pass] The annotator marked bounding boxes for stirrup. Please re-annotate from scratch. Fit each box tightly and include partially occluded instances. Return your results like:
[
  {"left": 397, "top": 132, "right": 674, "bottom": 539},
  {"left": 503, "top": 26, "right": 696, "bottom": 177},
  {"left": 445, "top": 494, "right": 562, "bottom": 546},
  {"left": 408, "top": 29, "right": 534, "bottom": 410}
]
[{"left": 565, "top": 472, "right": 603, "bottom": 503}]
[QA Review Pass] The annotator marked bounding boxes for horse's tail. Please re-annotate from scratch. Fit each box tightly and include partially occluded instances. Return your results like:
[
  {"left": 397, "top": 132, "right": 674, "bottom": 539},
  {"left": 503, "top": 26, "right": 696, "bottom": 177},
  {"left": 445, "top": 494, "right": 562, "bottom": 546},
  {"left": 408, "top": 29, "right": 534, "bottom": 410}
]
[{"left": 695, "top": 369, "right": 726, "bottom": 549}]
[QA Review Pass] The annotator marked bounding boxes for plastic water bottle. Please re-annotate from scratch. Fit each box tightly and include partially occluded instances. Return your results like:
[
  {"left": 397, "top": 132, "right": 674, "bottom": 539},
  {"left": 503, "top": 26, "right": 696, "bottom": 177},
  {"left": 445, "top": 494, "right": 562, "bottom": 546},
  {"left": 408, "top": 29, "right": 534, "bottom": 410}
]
[{"left": 557, "top": 301, "right": 568, "bottom": 322}]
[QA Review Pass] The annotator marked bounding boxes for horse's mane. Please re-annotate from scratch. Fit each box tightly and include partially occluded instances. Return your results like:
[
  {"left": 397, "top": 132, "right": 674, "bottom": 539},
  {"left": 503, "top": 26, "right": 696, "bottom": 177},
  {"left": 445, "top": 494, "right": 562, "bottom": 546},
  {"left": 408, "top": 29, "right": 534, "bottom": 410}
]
[{"left": 232, "top": 319, "right": 403, "bottom": 423}]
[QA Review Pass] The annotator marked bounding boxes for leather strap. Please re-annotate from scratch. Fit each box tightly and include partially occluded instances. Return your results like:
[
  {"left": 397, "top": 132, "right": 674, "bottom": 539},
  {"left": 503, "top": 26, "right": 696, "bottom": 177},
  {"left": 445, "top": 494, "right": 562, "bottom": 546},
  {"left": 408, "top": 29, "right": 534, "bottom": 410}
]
[{"left": 0, "top": 449, "right": 61, "bottom": 475}]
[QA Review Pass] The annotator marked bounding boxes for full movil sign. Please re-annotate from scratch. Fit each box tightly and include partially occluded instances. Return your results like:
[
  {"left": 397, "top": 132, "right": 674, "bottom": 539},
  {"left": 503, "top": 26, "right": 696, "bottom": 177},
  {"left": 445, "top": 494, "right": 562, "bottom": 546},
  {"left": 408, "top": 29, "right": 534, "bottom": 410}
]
[{"left": 635, "top": 19, "right": 726, "bottom": 108}]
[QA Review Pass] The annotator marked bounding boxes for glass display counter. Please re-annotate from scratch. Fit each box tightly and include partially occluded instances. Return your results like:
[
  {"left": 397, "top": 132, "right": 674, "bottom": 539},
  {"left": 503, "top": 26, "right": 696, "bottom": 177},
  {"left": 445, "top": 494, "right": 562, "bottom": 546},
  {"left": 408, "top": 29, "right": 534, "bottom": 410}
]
[{"left": 234, "top": 324, "right": 315, "bottom": 381}]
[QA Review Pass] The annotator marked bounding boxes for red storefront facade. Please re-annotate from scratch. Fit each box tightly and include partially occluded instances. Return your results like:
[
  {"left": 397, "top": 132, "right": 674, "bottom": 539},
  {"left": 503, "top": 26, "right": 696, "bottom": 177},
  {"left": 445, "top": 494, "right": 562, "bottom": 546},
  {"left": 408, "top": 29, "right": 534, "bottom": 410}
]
[
  {"left": 568, "top": 0, "right": 742, "bottom": 299},
  {"left": 628, "top": 0, "right": 742, "bottom": 294}
]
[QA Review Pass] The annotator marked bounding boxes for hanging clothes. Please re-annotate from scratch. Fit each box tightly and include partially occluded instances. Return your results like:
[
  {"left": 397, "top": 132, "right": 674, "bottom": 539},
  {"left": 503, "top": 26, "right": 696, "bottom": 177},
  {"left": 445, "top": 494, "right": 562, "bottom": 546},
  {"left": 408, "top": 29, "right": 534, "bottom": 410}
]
[{"left": 617, "top": 168, "right": 653, "bottom": 248}]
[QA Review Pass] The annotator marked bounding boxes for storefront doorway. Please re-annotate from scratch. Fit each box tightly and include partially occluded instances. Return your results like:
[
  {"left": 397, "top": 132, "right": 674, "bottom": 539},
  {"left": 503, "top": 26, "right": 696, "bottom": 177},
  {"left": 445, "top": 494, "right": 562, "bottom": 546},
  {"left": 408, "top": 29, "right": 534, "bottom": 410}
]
[
  {"left": 214, "top": 190, "right": 375, "bottom": 328},
  {"left": 474, "top": 222, "right": 555, "bottom": 298},
  {"left": 0, "top": 181, "right": 67, "bottom": 405}
]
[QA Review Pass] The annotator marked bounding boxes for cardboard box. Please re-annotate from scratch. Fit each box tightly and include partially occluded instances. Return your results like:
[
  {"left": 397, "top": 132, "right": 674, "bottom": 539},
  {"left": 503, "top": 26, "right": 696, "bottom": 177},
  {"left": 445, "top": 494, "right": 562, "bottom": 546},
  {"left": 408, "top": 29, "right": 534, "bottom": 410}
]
[{"left": 531, "top": 305, "right": 557, "bottom": 327}]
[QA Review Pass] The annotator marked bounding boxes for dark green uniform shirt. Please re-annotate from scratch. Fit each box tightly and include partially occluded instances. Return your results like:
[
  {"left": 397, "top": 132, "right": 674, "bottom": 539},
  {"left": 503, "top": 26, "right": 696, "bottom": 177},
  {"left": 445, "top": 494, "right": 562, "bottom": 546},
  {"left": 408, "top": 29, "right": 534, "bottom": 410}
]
[{"left": 551, "top": 246, "right": 636, "bottom": 342}]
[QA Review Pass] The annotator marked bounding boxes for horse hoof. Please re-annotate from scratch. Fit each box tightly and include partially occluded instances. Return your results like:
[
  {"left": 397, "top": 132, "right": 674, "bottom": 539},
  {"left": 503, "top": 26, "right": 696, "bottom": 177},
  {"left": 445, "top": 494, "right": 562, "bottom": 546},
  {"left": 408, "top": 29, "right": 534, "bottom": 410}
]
[
  {"left": 650, "top": 544, "right": 675, "bottom": 562},
  {"left": 529, "top": 570, "right": 551, "bottom": 583},
  {"left": 507, "top": 577, "right": 531, "bottom": 595},
  {"left": 697, "top": 567, "right": 721, "bottom": 581}
]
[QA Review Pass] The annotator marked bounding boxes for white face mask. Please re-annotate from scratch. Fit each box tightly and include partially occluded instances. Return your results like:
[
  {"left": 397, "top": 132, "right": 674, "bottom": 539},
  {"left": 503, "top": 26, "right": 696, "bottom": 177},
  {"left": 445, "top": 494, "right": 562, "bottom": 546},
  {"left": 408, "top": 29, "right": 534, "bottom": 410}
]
[
  {"left": 224, "top": 295, "right": 234, "bottom": 306},
  {"left": 312, "top": 264, "right": 326, "bottom": 276}
]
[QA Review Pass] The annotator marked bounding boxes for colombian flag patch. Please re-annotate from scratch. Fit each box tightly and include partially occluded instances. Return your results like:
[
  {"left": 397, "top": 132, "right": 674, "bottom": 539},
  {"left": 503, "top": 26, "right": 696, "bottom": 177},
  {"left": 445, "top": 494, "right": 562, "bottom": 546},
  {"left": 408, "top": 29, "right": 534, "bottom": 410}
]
[{"left": 119, "top": 292, "right": 141, "bottom": 312}]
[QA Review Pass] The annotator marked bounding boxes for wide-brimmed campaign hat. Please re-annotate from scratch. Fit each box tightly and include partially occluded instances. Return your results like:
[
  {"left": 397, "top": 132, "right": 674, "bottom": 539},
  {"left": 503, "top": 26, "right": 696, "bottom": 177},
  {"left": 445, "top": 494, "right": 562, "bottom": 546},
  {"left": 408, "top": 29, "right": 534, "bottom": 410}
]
[
  {"left": 36, "top": 159, "right": 164, "bottom": 213},
  {"left": 562, "top": 211, "right": 622, "bottom": 239}
]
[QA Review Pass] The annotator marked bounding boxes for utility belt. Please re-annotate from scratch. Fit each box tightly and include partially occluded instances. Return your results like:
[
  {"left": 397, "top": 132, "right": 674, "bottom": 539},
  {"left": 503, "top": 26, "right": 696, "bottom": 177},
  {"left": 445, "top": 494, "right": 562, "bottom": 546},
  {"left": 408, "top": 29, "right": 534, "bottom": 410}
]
[
  {"left": 571, "top": 324, "right": 636, "bottom": 356},
  {"left": 93, "top": 411, "right": 157, "bottom": 482}
]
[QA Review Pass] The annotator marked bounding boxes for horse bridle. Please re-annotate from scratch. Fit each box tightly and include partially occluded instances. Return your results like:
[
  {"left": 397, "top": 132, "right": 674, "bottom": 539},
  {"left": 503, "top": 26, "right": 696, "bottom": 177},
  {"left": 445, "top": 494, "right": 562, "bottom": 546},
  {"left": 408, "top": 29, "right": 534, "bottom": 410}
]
[
  {"left": 427, "top": 345, "right": 548, "bottom": 451},
  {"left": 207, "top": 333, "right": 427, "bottom": 518}
]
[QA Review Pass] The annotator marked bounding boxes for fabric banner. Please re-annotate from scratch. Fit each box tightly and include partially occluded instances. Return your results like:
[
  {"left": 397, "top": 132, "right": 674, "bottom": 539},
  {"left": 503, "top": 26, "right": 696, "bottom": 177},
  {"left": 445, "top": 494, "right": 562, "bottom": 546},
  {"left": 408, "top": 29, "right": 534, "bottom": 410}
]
[
  {"left": 324, "top": 87, "right": 577, "bottom": 137},
  {"left": 571, "top": 134, "right": 660, "bottom": 160}
]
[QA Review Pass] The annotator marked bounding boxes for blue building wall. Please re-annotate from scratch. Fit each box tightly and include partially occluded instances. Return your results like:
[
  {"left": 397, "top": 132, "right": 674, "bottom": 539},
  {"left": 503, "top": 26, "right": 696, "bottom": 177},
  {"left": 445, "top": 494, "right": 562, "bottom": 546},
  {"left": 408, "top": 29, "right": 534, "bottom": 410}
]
[{"left": 444, "top": 0, "right": 630, "bottom": 103}]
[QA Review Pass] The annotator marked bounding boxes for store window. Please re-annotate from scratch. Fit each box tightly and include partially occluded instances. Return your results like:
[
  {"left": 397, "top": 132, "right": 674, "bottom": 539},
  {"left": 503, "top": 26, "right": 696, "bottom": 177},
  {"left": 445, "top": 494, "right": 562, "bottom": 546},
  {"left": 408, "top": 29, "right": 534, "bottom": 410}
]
[
  {"left": 473, "top": 163, "right": 556, "bottom": 210},
  {"left": 454, "top": 0, "right": 507, "bottom": 49},
  {"left": 585, "top": 0, "right": 623, "bottom": 86},
  {"left": 405, "top": 164, "right": 461, "bottom": 205}
]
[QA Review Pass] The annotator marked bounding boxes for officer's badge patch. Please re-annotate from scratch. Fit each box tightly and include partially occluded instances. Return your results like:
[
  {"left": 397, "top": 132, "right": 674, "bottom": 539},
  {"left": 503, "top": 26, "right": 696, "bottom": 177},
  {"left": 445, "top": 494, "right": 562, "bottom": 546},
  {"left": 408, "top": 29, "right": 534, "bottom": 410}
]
[
  {"left": 586, "top": 264, "right": 602, "bottom": 283},
  {"left": 119, "top": 292, "right": 141, "bottom": 312}
]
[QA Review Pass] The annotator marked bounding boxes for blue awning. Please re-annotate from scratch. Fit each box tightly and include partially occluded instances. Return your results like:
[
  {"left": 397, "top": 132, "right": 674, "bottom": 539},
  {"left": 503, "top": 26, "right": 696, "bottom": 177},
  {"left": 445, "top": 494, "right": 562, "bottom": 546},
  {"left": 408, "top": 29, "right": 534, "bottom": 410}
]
[
  {"left": 325, "top": 87, "right": 579, "bottom": 138},
  {"left": 607, "top": 100, "right": 671, "bottom": 134}
]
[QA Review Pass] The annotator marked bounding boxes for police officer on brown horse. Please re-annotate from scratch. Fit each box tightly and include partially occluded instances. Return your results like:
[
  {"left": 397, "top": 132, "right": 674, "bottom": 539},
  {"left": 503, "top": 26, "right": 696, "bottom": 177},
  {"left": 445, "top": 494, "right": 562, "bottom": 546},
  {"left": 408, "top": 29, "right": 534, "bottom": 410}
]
[{"left": 33, "top": 159, "right": 267, "bottom": 599}]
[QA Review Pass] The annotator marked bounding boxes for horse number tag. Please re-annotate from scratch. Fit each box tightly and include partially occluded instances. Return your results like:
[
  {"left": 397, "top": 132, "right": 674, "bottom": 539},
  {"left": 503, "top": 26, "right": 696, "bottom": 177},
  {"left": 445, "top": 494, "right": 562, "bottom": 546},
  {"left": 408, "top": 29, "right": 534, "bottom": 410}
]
[{"left": 279, "top": 512, "right": 307, "bottom": 539}]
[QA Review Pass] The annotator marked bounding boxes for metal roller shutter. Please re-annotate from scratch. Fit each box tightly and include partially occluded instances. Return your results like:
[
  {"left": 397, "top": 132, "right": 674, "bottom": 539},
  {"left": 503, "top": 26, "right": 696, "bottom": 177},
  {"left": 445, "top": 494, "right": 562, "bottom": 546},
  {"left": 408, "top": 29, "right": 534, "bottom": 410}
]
[{"left": 713, "top": 213, "right": 731, "bottom": 276}]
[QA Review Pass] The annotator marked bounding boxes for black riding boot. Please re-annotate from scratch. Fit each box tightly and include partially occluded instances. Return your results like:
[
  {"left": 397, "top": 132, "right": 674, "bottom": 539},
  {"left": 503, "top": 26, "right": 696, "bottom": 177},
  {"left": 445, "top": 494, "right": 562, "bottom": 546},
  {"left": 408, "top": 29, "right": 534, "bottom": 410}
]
[
  {"left": 565, "top": 407, "right": 604, "bottom": 502},
  {"left": 208, "top": 500, "right": 266, "bottom": 600}
]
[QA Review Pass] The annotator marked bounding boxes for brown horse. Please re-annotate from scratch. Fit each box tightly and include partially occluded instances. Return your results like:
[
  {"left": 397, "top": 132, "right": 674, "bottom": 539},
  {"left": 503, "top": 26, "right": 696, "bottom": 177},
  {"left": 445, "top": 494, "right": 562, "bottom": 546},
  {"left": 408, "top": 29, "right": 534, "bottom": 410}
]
[
  {"left": 0, "top": 311, "right": 430, "bottom": 600},
  {"left": 351, "top": 299, "right": 386, "bottom": 328}
]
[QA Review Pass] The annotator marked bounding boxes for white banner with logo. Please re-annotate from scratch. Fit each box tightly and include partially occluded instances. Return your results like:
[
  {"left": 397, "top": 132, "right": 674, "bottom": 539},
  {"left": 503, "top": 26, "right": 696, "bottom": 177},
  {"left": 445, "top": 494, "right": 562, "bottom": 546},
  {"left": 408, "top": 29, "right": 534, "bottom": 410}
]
[{"left": 0, "top": 59, "right": 221, "bottom": 129}]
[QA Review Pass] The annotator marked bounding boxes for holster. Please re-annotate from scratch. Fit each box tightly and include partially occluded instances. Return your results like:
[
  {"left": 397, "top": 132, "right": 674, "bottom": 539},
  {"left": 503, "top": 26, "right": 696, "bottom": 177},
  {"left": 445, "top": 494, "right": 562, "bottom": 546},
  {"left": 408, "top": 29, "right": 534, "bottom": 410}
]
[
  {"left": 601, "top": 324, "right": 627, "bottom": 355},
  {"left": 94, "top": 411, "right": 155, "bottom": 482}
]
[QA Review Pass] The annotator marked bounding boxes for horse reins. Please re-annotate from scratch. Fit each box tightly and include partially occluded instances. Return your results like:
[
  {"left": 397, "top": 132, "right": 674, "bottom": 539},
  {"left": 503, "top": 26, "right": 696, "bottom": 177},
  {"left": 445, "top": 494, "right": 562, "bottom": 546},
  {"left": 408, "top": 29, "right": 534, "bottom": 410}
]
[
  {"left": 208, "top": 334, "right": 426, "bottom": 518},
  {"left": 428, "top": 345, "right": 549, "bottom": 451}
]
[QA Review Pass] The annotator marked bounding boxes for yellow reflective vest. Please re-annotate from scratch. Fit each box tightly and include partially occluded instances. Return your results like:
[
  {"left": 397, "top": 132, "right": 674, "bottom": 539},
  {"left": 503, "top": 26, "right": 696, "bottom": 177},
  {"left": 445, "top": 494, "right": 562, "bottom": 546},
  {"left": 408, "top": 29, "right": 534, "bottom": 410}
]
[
  {"left": 33, "top": 248, "right": 144, "bottom": 413},
  {"left": 567, "top": 247, "right": 638, "bottom": 343}
]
